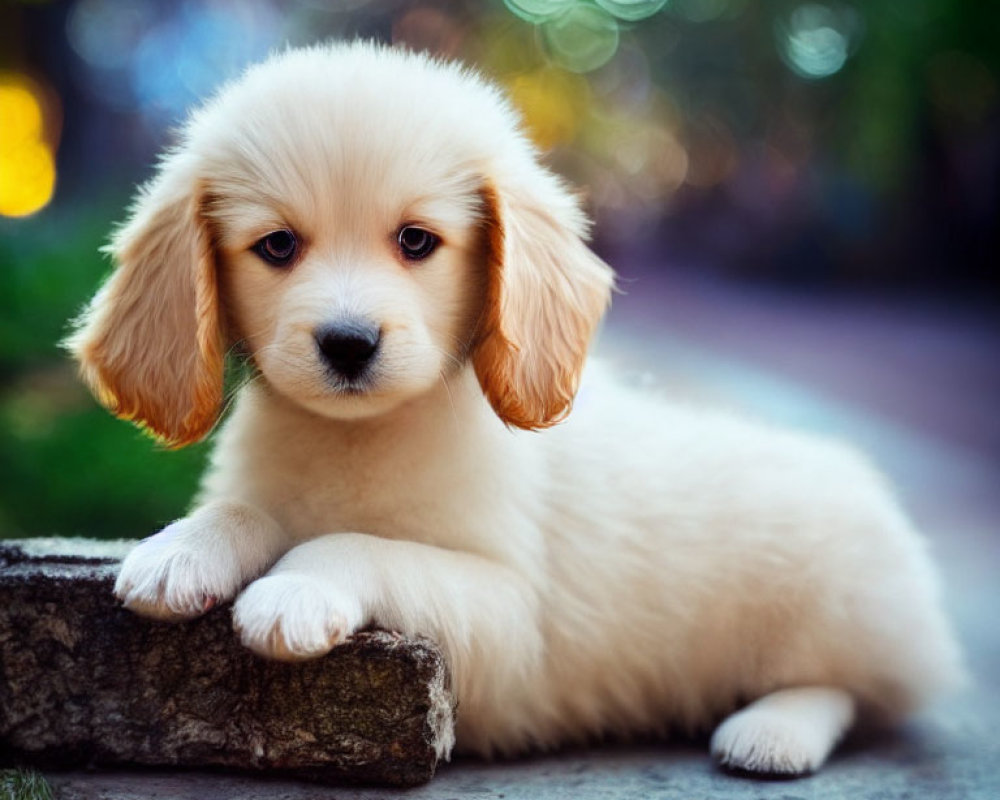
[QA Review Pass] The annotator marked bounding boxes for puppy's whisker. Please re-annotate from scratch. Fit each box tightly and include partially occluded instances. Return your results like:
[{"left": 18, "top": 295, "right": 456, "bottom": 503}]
[
  {"left": 438, "top": 330, "right": 476, "bottom": 361},
  {"left": 438, "top": 369, "right": 460, "bottom": 425},
  {"left": 250, "top": 343, "right": 312, "bottom": 373},
  {"left": 408, "top": 342, "right": 463, "bottom": 372}
]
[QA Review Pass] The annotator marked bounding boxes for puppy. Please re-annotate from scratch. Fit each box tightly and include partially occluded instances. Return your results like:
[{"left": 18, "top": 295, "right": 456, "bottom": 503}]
[{"left": 66, "top": 42, "right": 964, "bottom": 775}]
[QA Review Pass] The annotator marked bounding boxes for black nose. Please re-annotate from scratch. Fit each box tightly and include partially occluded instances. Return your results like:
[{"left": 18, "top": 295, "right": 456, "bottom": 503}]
[{"left": 315, "top": 321, "right": 381, "bottom": 380}]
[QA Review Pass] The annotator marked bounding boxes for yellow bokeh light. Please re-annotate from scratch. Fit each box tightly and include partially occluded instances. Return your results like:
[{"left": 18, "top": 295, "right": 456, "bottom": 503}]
[
  {"left": 0, "top": 75, "right": 57, "bottom": 218},
  {"left": 507, "top": 67, "right": 591, "bottom": 151},
  {"left": 0, "top": 85, "right": 44, "bottom": 149},
  {"left": 0, "top": 140, "right": 56, "bottom": 218}
]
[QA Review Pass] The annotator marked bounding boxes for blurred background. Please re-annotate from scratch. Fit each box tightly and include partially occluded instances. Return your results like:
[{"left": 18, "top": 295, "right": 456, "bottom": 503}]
[{"left": 1, "top": 0, "right": 998, "bottom": 540}]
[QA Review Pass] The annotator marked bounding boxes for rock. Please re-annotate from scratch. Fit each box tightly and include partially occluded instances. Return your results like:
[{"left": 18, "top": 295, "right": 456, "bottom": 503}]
[{"left": 0, "top": 539, "right": 455, "bottom": 787}]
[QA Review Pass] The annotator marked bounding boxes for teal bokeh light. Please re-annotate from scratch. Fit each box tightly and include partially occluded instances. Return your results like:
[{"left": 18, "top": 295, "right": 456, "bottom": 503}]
[
  {"left": 504, "top": 0, "right": 576, "bottom": 25},
  {"left": 595, "top": 0, "right": 668, "bottom": 23},
  {"left": 777, "top": 3, "right": 862, "bottom": 79},
  {"left": 542, "top": 3, "right": 620, "bottom": 73}
]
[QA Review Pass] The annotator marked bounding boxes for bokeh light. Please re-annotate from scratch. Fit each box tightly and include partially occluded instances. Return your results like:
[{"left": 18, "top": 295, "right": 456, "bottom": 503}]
[
  {"left": 66, "top": 0, "right": 157, "bottom": 71},
  {"left": 504, "top": 0, "right": 575, "bottom": 25},
  {"left": 0, "top": 74, "right": 58, "bottom": 218},
  {"left": 134, "top": 1, "right": 282, "bottom": 122},
  {"left": 595, "top": 0, "right": 668, "bottom": 23},
  {"left": 66, "top": 0, "right": 284, "bottom": 125},
  {"left": 507, "top": 67, "right": 591, "bottom": 150},
  {"left": 588, "top": 37, "right": 654, "bottom": 113},
  {"left": 542, "top": 3, "right": 620, "bottom": 73},
  {"left": 777, "top": 3, "right": 862, "bottom": 80}
]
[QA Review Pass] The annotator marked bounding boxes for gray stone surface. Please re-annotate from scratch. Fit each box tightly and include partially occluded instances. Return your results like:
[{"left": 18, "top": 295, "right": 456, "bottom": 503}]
[
  {"left": 43, "top": 705, "right": 1000, "bottom": 800},
  {"left": 0, "top": 541, "right": 454, "bottom": 787}
]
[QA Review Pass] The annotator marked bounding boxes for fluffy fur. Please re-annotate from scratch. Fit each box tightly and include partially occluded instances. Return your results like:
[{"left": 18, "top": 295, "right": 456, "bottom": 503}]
[{"left": 66, "top": 42, "right": 964, "bottom": 774}]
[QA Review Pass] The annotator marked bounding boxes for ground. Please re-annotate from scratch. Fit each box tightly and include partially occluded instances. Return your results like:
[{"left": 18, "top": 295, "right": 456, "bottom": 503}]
[{"left": 45, "top": 264, "right": 1000, "bottom": 799}]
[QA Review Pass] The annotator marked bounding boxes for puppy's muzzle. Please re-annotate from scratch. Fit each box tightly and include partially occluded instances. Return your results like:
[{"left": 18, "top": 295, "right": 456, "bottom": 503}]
[{"left": 315, "top": 320, "right": 381, "bottom": 382}]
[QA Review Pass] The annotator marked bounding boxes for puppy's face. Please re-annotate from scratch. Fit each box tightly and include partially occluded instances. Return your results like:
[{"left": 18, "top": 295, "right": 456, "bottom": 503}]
[
  {"left": 66, "top": 44, "right": 614, "bottom": 445},
  {"left": 207, "top": 123, "right": 486, "bottom": 420}
]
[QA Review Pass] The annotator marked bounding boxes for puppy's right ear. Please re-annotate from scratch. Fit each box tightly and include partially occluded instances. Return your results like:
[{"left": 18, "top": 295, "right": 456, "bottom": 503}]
[{"left": 64, "top": 154, "right": 224, "bottom": 447}]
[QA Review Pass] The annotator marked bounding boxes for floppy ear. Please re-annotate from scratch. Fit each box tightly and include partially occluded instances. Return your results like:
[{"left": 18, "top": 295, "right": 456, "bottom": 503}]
[
  {"left": 474, "top": 175, "right": 615, "bottom": 430},
  {"left": 64, "top": 156, "right": 224, "bottom": 447}
]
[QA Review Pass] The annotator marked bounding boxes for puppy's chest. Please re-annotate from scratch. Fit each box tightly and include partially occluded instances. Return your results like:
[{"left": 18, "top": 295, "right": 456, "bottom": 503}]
[
  {"left": 228, "top": 431, "right": 480, "bottom": 546},
  {"left": 291, "top": 463, "right": 444, "bottom": 538}
]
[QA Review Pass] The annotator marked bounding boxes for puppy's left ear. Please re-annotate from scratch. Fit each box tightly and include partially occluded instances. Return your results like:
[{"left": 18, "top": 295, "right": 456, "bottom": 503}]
[
  {"left": 64, "top": 155, "right": 224, "bottom": 447},
  {"left": 474, "top": 173, "right": 615, "bottom": 430}
]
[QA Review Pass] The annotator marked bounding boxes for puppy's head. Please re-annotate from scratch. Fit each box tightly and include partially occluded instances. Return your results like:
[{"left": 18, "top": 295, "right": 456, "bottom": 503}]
[{"left": 66, "top": 43, "right": 614, "bottom": 446}]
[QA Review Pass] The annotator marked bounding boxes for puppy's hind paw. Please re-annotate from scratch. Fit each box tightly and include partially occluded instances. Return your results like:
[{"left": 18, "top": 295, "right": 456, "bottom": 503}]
[
  {"left": 711, "top": 710, "right": 818, "bottom": 775},
  {"left": 710, "top": 687, "right": 855, "bottom": 777},
  {"left": 233, "top": 574, "right": 362, "bottom": 661}
]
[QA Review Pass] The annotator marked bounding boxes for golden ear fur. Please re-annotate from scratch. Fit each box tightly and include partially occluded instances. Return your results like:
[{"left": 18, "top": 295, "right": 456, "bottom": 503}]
[
  {"left": 64, "top": 161, "right": 223, "bottom": 447},
  {"left": 474, "top": 178, "right": 615, "bottom": 430}
]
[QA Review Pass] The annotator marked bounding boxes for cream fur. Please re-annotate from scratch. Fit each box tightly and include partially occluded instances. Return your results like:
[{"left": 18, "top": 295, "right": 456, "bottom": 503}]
[{"left": 68, "top": 42, "right": 964, "bottom": 775}]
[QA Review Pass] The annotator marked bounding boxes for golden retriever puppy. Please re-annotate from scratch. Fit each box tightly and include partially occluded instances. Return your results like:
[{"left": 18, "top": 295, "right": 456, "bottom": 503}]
[{"left": 66, "top": 42, "right": 964, "bottom": 774}]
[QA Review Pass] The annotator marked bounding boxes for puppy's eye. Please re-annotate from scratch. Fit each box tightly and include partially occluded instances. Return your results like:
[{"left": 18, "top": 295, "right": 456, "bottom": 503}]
[
  {"left": 252, "top": 229, "right": 298, "bottom": 267},
  {"left": 397, "top": 226, "right": 439, "bottom": 261}
]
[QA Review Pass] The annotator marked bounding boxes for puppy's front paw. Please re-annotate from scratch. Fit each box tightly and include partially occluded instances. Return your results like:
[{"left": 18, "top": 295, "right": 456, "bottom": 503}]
[
  {"left": 115, "top": 520, "right": 241, "bottom": 621},
  {"left": 233, "top": 574, "right": 362, "bottom": 661}
]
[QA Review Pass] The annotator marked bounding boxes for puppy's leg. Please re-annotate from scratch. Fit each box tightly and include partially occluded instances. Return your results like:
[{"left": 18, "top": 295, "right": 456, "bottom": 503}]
[
  {"left": 233, "top": 533, "right": 540, "bottom": 671},
  {"left": 115, "top": 500, "right": 288, "bottom": 621},
  {"left": 710, "top": 687, "right": 855, "bottom": 775}
]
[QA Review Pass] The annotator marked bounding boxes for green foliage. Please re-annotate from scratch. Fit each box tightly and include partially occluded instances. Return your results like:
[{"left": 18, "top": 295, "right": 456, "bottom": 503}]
[
  {"left": 0, "top": 201, "right": 208, "bottom": 539},
  {"left": 0, "top": 769, "right": 54, "bottom": 800},
  {"left": 0, "top": 400, "right": 207, "bottom": 538}
]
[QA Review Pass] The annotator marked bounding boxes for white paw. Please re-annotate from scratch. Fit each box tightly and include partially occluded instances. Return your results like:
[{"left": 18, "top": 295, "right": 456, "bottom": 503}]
[
  {"left": 115, "top": 519, "right": 243, "bottom": 621},
  {"left": 711, "top": 707, "right": 827, "bottom": 775},
  {"left": 232, "top": 574, "right": 362, "bottom": 661},
  {"left": 711, "top": 687, "right": 854, "bottom": 776}
]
